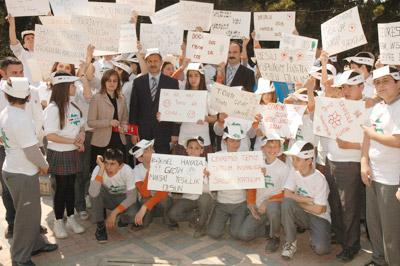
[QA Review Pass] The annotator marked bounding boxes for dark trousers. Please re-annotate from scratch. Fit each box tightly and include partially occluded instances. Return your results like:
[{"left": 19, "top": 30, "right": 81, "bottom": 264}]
[
  {"left": 134, "top": 197, "right": 174, "bottom": 227},
  {"left": 54, "top": 174, "right": 76, "bottom": 220},
  {"left": 75, "top": 132, "right": 92, "bottom": 212},
  {"left": 0, "top": 146, "right": 15, "bottom": 227}
]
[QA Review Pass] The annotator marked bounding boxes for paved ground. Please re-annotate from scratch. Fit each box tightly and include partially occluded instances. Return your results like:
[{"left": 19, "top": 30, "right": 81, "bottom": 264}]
[{"left": 0, "top": 196, "right": 371, "bottom": 266}]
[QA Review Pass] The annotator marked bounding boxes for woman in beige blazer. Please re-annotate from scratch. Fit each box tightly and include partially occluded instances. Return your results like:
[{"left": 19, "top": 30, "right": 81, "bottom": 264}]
[{"left": 88, "top": 69, "right": 128, "bottom": 171}]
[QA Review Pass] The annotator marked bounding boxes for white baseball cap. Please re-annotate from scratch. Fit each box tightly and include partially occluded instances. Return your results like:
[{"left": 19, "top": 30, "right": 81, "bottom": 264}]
[
  {"left": 187, "top": 63, "right": 204, "bottom": 75},
  {"left": 344, "top": 52, "right": 375, "bottom": 67},
  {"left": 372, "top": 66, "right": 400, "bottom": 81},
  {"left": 112, "top": 61, "right": 132, "bottom": 75},
  {"left": 260, "top": 132, "right": 284, "bottom": 146},
  {"left": 332, "top": 70, "right": 364, "bottom": 87},
  {"left": 21, "top": 30, "right": 34, "bottom": 39},
  {"left": 1, "top": 77, "right": 30, "bottom": 99},
  {"left": 255, "top": 78, "right": 275, "bottom": 94},
  {"left": 144, "top": 48, "right": 162, "bottom": 60},
  {"left": 309, "top": 64, "right": 337, "bottom": 80},
  {"left": 284, "top": 141, "right": 314, "bottom": 159},
  {"left": 51, "top": 72, "right": 79, "bottom": 85},
  {"left": 222, "top": 124, "right": 246, "bottom": 140},
  {"left": 129, "top": 139, "right": 155, "bottom": 158},
  {"left": 183, "top": 136, "right": 205, "bottom": 149}
]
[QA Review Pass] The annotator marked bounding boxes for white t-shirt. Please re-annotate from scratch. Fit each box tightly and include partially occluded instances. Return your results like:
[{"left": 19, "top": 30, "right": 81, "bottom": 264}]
[
  {"left": 0, "top": 106, "right": 39, "bottom": 175},
  {"left": 294, "top": 114, "right": 316, "bottom": 145},
  {"left": 10, "top": 42, "right": 34, "bottom": 83},
  {"left": 363, "top": 76, "right": 376, "bottom": 99},
  {"left": 368, "top": 99, "right": 400, "bottom": 185},
  {"left": 91, "top": 164, "right": 135, "bottom": 194},
  {"left": 326, "top": 138, "right": 361, "bottom": 162},
  {"left": 133, "top": 163, "right": 147, "bottom": 183},
  {"left": 182, "top": 175, "right": 210, "bottom": 201},
  {"left": 255, "top": 158, "right": 289, "bottom": 207},
  {"left": 284, "top": 168, "right": 331, "bottom": 222},
  {"left": 215, "top": 117, "right": 253, "bottom": 152},
  {"left": 122, "top": 80, "right": 133, "bottom": 112},
  {"left": 44, "top": 101, "right": 83, "bottom": 152}
]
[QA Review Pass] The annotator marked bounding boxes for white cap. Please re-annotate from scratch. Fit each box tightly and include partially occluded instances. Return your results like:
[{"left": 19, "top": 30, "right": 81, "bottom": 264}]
[
  {"left": 112, "top": 61, "right": 132, "bottom": 75},
  {"left": 309, "top": 64, "right": 337, "bottom": 80},
  {"left": 21, "top": 30, "right": 34, "bottom": 39},
  {"left": 345, "top": 52, "right": 375, "bottom": 67},
  {"left": 129, "top": 139, "right": 154, "bottom": 158},
  {"left": 145, "top": 48, "right": 162, "bottom": 60},
  {"left": 183, "top": 136, "right": 205, "bottom": 149},
  {"left": 284, "top": 141, "right": 314, "bottom": 159},
  {"left": 187, "top": 63, "right": 204, "bottom": 75},
  {"left": 222, "top": 123, "right": 246, "bottom": 140},
  {"left": 255, "top": 78, "right": 275, "bottom": 94},
  {"left": 291, "top": 88, "right": 309, "bottom": 102},
  {"left": 1, "top": 77, "right": 30, "bottom": 99},
  {"left": 332, "top": 70, "right": 364, "bottom": 87},
  {"left": 372, "top": 66, "right": 400, "bottom": 81},
  {"left": 260, "top": 132, "right": 284, "bottom": 146},
  {"left": 51, "top": 72, "right": 79, "bottom": 85}
]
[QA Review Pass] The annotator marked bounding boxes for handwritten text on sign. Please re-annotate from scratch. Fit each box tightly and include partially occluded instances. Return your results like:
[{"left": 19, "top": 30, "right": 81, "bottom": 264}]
[
  {"left": 253, "top": 12, "right": 296, "bottom": 41},
  {"left": 148, "top": 154, "right": 206, "bottom": 194},
  {"left": 280, "top": 33, "right": 318, "bottom": 56},
  {"left": 49, "top": 0, "right": 87, "bottom": 16},
  {"left": 313, "top": 97, "right": 365, "bottom": 142},
  {"left": 209, "top": 83, "right": 261, "bottom": 121},
  {"left": 186, "top": 32, "right": 230, "bottom": 65},
  {"left": 211, "top": 10, "right": 251, "bottom": 39},
  {"left": 208, "top": 151, "right": 265, "bottom": 191},
  {"left": 378, "top": 22, "right": 400, "bottom": 65},
  {"left": 159, "top": 89, "right": 207, "bottom": 123},
  {"left": 255, "top": 48, "right": 314, "bottom": 84},
  {"left": 321, "top": 7, "right": 367, "bottom": 55},
  {"left": 140, "top": 24, "right": 183, "bottom": 56},
  {"left": 116, "top": 0, "right": 156, "bottom": 16},
  {"left": 86, "top": 2, "right": 133, "bottom": 22},
  {"left": 6, "top": 0, "right": 50, "bottom": 17},
  {"left": 258, "top": 103, "right": 306, "bottom": 139}
]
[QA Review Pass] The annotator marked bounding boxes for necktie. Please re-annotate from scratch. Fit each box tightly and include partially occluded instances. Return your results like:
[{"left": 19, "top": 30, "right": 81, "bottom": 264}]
[
  {"left": 226, "top": 65, "right": 234, "bottom": 85},
  {"left": 150, "top": 77, "right": 158, "bottom": 101}
]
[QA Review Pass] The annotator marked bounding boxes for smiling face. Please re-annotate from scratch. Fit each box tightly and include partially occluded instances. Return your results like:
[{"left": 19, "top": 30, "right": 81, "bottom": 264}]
[
  {"left": 186, "top": 140, "right": 204, "bottom": 157},
  {"left": 224, "top": 137, "right": 241, "bottom": 152},
  {"left": 261, "top": 140, "right": 281, "bottom": 162},
  {"left": 374, "top": 75, "right": 400, "bottom": 103}
]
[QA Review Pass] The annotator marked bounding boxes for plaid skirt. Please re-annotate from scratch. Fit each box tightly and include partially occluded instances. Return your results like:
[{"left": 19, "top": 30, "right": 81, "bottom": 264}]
[{"left": 47, "top": 149, "right": 82, "bottom": 175}]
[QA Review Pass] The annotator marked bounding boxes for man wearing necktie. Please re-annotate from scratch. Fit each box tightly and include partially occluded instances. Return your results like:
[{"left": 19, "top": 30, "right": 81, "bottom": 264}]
[{"left": 129, "top": 49, "right": 179, "bottom": 154}]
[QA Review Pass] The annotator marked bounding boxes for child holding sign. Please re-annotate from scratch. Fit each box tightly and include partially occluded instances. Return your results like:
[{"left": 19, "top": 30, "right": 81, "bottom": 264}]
[
  {"left": 281, "top": 141, "right": 331, "bottom": 260},
  {"left": 238, "top": 133, "right": 289, "bottom": 253},
  {"left": 207, "top": 124, "right": 248, "bottom": 240},
  {"left": 168, "top": 136, "right": 214, "bottom": 238}
]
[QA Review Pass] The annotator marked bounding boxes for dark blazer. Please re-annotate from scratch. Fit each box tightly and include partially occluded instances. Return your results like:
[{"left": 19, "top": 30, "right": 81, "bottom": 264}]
[
  {"left": 129, "top": 73, "right": 180, "bottom": 154},
  {"left": 226, "top": 64, "right": 255, "bottom": 92}
]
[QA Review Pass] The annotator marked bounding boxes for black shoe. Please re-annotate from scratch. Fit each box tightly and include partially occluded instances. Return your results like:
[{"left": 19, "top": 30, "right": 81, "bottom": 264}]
[
  {"left": 364, "top": 260, "right": 383, "bottom": 266},
  {"left": 296, "top": 226, "right": 306, "bottom": 234},
  {"left": 5, "top": 225, "right": 13, "bottom": 239},
  {"left": 13, "top": 259, "right": 36, "bottom": 266},
  {"left": 40, "top": 225, "right": 48, "bottom": 234},
  {"left": 117, "top": 219, "right": 128, "bottom": 228},
  {"left": 265, "top": 237, "right": 280, "bottom": 253},
  {"left": 95, "top": 222, "right": 108, "bottom": 243},
  {"left": 31, "top": 243, "right": 58, "bottom": 256},
  {"left": 336, "top": 248, "right": 355, "bottom": 262}
]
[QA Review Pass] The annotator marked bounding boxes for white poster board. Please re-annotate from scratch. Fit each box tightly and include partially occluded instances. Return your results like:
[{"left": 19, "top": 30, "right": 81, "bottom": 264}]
[
  {"left": 148, "top": 154, "right": 206, "bottom": 194},
  {"left": 208, "top": 151, "right": 265, "bottom": 191},
  {"left": 119, "top": 24, "right": 138, "bottom": 53},
  {"left": 49, "top": 0, "right": 87, "bottom": 16},
  {"left": 159, "top": 89, "right": 207, "bottom": 123},
  {"left": 254, "top": 11, "right": 296, "bottom": 41},
  {"left": 313, "top": 97, "right": 365, "bottom": 142},
  {"left": 186, "top": 31, "right": 230, "bottom": 65},
  {"left": 210, "top": 10, "right": 251, "bottom": 39},
  {"left": 6, "top": 0, "right": 50, "bottom": 17},
  {"left": 39, "top": 16, "right": 72, "bottom": 29},
  {"left": 258, "top": 103, "right": 306, "bottom": 139},
  {"left": 116, "top": 0, "right": 156, "bottom": 16},
  {"left": 280, "top": 33, "right": 318, "bottom": 56},
  {"left": 140, "top": 24, "right": 183, "bottom": 56},
  {"left": 86, "top": 2, "right": 133, "bottom": 22},
  {"left": 254, "top": 48, "right": 315, "bottom": 84},
  {"left": 34, "top": 24, "right": 88, "bottom": 65},
  {"left": 209, "top": 83, "right": 261, "bottom": 121},
  {"left": 150, "top": 2, "right": 180, "bottom": 26},
  {"left": 378, "top": 22, "right": 400, "bottom": 65},
  {"left": 321, "top": 7, "right": 367, "bottom": 55}
]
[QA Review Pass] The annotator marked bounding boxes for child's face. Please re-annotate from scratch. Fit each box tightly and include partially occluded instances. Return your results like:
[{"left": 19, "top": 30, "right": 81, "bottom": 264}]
[
  {"left": 342, "top": 84, "right": 363, "bottom": 100},
  {"left": 186, "top": 140, "right": 204, "bottom": 157},
  {"left": 261, "top": 141, "right": 281, "bottom": 161},
  {"left": 188, "top": 70, "right": 201, "bottom": 89},
  {"left": 261, "top": 92, "right": 275, "bottom": 104},
  {"left": 225, "top": 138, "right": 241, "bottom": 152},
  {"left": 139, "top": 146, "right": 154, "bottom": 164},
  {"left": 104, "top": 159, "right": 123, "bottom": 177},
  {"left": 292, "top": 156, "right": 312, "bottom": 172}
]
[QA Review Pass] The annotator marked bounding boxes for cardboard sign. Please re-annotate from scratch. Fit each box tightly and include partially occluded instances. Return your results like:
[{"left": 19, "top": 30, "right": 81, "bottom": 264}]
[
  {"left": 186, "top": 31, "right": 230, "bottom": 65},
  {"left": 254, "top": 48, "right": 315, "bottom": 84},
  {"left": 280, "top": 33, "right": 318, "bottom": 55},
  {"left": 313, "top": 97, "right": 365, "bottom": 142},
  {"left": 140, "top": 24, "right": 183, "bottom": 56},
  {"left": 49, "top": 0, "right": 87, "bottom": 16},
  {"left": 159, "top": 89, "right": 208, "bottom": 123},
  {"left": 39, "top": 16, "right": 72, "bottom": 29},
  {"left": 258, "top": 103, "right": 306, "bottom": 139},
  {"left": 150, "top": 2, "right": 180, "bottom": 26},
  {"left": 210, "top": 10, "right": 251, "bottom": 39},
  {"left": 148, "top": 154, "right": 206, "bottom": 194},
  {"left": 209, "top": 83, "right": 261, "bottom": 121},
  {"left": 254, "top": 11, "right": 296, "bottom": 41},
  {"left": 119, "top": 23, "right": 138, "bottom": 53},
  {"left": 6, "top": 0, "right": 50, "bottom": 17},
  {"left": 116, "top": 0, "right": 156, "bottom": 16},
  {"left": 378, "top": 22, "right": 400, "bottom": 65},
  {"left": 86, "top": 2, "right": 133, "bottom": 22},
  {"left": 208, "top": 151, "right": 265, "bottom": 191},
  {"left": 34, "top": 24, "right": 89, "bottom": 65},
  {"left": 321, "top": 7, "right": 367, "bottom": 55}
]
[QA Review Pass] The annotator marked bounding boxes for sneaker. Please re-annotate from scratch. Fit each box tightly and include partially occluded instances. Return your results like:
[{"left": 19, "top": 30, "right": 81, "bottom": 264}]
[
  {"left": 4, "top": 225, "right": 13, "bottom": 239},
  {"left": 265, "top": 237, "right": 280, "bottom": 253},
  {"left": 95, "top": 222, "right": 108, "bottom": 244},
  {"left": 79, "top": 211, "right": 89, "bottom": 220},
  {"left": 281, "top": 241, "right": 297, "bottom": 260},
  {"left": 53, "top": 219, "right": 68, "bottom": 239},
  {"left": 85, "top": 195, "right": 92, "bottom": 209},
  {"left": 336, "top": 248, "right": 356, "bottom": 262},
  {"left": 66, "top": 215, "right": 85, "bottom": 234}
]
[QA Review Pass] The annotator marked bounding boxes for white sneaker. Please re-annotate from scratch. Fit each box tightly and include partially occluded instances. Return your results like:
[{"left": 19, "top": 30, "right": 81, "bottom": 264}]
[
  {"left": 66, "top": 215, "right": 85, "bottom": 234},
  {"left": 85, "top": 195, "right": 92, "bottom": 209},
  {"left": 53, "top": 219, "right": 68, "bottom": 239},
  {"left": 281, "top": 240, "right": 297, "bottom": 260},
  {"left": 79, "top": 211, "right": 89, "bottom": 220}
]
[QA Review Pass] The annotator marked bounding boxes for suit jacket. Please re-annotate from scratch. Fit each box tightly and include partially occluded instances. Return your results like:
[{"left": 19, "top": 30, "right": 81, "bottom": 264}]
[
  {"left": 87, "top": 93, "right": 128, "bottom": 147},
  {"left": 129, "top": 73, "right": 180, "bottom": 153},
  {"left": 225, "top": 64, "right": 255, "bottom": 92}
]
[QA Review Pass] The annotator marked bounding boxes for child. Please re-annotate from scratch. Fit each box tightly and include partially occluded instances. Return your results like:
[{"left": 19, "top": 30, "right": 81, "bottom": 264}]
[
  {"left": 207, "top": 124, "right": 248, "bottom": 239},
  {"left": 130, "top": 139, "right": 176, "bottom": 230},
  {"left": 168, "top": 136, "right": 214, "bottom": 238},
  {"left": 89, "top": 148, "right": 137, "bottom": 243},
  {"left": 344, "top": 52, "right": 375, "bottom": 98},
  {"left": 281, "top": 141, "right": 331, "bottom": 259},
  {"left": 238, "top": 133, "right": 289, "bottom": 253}
]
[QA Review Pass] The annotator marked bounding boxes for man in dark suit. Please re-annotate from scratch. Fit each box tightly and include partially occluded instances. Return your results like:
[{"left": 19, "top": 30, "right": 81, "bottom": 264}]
[
  {"left": 225, "top": 41, "right": 255, "bottom": 92},
  {"left": 129, "top": 48, "right": 179, "bottom": 154}
]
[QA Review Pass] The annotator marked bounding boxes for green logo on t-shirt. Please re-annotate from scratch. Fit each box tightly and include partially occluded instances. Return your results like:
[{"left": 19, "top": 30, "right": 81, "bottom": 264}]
[
  {"left": 373, "top": 118, "right": 384, "bottom": 134},
  {"left": 0, "top": 129, "right": 10, "bottom": 149},
  {"left": 264, "top": 175, "right": 274, "bottom": 188},
  {"left": 297, "top": 187, "right": 308, "bottom": 196},
  {"left": 68, "top": 113, "right": 81, "bottom": 126}
]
